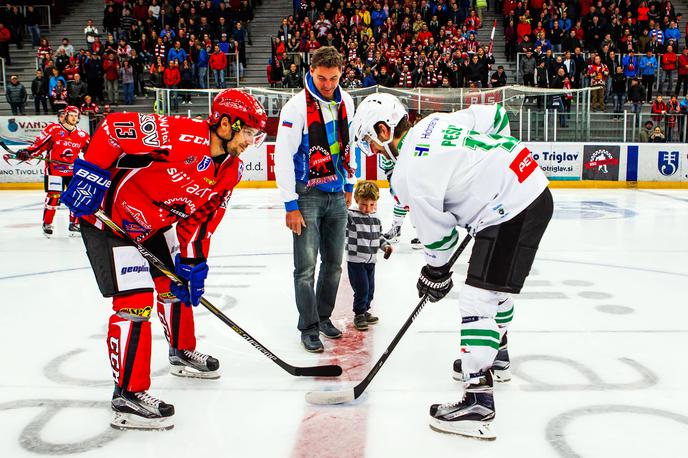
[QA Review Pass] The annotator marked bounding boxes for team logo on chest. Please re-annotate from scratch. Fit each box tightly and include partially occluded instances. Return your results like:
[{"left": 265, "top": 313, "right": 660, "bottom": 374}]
[{"left": 197, "top": 156, "right": 212, "bottom": 172}]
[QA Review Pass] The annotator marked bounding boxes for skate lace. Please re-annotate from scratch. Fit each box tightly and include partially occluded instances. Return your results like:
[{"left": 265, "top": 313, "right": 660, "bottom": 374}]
[
  {"left": 135, "top": 391, "right": 161, "bottom": 407},
  {"left": 183, "top": 350, "right": 209, "bottom": 364},
  {"left": 438, "top": 400, "right": 464, "bottom": 409}
]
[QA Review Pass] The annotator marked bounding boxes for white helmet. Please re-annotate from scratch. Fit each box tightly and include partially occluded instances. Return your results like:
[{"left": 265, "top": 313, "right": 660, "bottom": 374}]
[{"left": 351, "top": 92, "right": 408, "bottom": 158}]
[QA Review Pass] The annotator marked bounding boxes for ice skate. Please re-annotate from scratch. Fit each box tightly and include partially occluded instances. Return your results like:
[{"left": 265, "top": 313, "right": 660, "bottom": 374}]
[
  {"left": 410, "top": 237, "right": 423, "bottom": 250},
  {"left": 68, "top": 222, "right": 81, "bottom": 236},
  {"left": 382, "top": 224, "right": 401, "bottom": 244},
  {"left": 430, "top": 371, "right": 496, "bottom": 440},
  {"left": 42, "top": 223, "right": 53, "bottom": 237},
  {"left": 169, "top": 348, "right": 220, "bottom": 379},
  {"left": 110, "top": 386, "right": 175, "bottom": 431}
]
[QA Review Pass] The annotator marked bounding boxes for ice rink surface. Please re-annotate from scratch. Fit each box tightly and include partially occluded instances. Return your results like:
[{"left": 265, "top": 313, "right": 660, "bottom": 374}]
[{"left": 0, "top": 187, "right": 687, "bottom": 458}]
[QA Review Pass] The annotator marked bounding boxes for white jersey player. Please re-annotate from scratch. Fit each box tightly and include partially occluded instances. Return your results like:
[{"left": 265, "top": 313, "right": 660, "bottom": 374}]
[{"left": 351, "top": 94, "right": 553, "bottom": 440}]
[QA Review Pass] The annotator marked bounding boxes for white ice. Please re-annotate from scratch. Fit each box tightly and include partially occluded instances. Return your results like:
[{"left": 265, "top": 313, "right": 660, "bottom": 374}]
[{"left": 0, "top": 188, "right": 687, "bottom": 458}]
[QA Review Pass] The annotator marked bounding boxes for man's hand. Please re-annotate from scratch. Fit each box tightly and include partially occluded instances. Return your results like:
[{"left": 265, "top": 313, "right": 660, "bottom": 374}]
[
  {"left": 286, "top": 209, "right": 307, "bottom": 236},
  {"left": 345, "top": 191, "right": 352, "bottom": 208}
]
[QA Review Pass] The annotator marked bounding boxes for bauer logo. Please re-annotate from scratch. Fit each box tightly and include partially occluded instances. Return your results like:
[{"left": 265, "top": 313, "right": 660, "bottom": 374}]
[
  {"left": 197, "top": 156, "right": 212, "bottom": 172},
  {"left": 658, "top": 151, "right": 679, "bottom": 176},
  {"left": 120, "top": 264, "right": 150, "bottom": 275}
]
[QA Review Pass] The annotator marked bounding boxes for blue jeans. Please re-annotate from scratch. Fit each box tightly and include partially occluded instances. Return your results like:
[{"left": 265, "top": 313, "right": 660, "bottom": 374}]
[
  {"left": 613, "top": 93, "right": 625, "bottom": 113},
  {"left": 198, "top": 66, "right": 208, "bottom": 89},
  {"left": 28, "top": 25, "right": 40, "bottom": 47},
  {"left": 213, "top": 69, "right": 225, "bottom": 88},
  {"left": 292, "top": 182, "right": 347, "bottom": 334},
  {"left": 122, "top": 82, "right": 134, "bottom": 105},
  {"left": 347, "top": 262, "right": 375, "bottom": 315}
]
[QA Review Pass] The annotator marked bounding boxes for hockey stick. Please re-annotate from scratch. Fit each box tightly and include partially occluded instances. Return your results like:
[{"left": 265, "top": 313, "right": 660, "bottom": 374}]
[
  {"left": 94, "top": 210, "right": 343, "bottom": 378},
  {"left": 0, "top": 140, "right": 71, "bottom": 167},
  {"left": 305, "top": 234, "right": 473, "bottom": 404}
]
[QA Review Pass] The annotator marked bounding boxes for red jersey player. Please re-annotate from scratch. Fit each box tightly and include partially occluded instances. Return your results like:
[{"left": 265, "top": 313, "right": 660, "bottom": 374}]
[
  {"left": 16, "top": 106, "right": 90, "bottom": 236},
  {"left": 61, "top": 89, "right": 268, "bottom": 431}
]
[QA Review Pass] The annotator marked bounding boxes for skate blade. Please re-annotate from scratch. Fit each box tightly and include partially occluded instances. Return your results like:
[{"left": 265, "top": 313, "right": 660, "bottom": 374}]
[
  {"left": 429, "top": 419, "right": 496, "bottom": 440},
  {"left": 411, "top": 244, "right": 423, "bottom": 250},
  {"left": 68, "top": 231, "right": 81, "bottom": 237},
  {"left": 170, "top": 365, "right": 220, "bottom": 380},
  {"left": 110, "top": 412, "right": 174, "bottom": 431}
]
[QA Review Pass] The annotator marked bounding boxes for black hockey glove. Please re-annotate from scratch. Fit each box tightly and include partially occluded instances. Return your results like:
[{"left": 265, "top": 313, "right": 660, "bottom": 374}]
[
  {"left": 417, "top": 264, "right": 453, "bottom": 303},
  {"left": 15, "top": 149, "right": 31, "bottom": 161}
]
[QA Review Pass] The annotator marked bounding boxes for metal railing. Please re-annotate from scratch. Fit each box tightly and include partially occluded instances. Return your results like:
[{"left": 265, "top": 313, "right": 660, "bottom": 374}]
[
  {"left": 0, "top": 5, "right": 52, "bottom": 31},
  {"left": 0, "top": 57, "right": 6, "bottom": 90}
]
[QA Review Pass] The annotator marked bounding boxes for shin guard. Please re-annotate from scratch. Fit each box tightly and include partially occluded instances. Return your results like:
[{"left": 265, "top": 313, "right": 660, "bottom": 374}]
[{"left": 108, "top": 292, "right": 154, "bottom": 392}]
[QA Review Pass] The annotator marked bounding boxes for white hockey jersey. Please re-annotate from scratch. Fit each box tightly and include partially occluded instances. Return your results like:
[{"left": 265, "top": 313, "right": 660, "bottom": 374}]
[{"left": 390, "top": 104, "right": 549, "bottom": 267}]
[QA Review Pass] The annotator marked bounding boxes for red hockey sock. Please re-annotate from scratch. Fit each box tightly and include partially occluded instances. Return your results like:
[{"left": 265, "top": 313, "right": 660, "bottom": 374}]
[
  {"left": 108, "top": 292, "right": 154, "bottom": 392},
  {"left": 42, "top": 192, "right": 60, "bottom": 225},
  {"left": 154, "top": 276, "right": 196, "bottom": 351},
  {"left": 69, "top": 212, "right": 77, "bottom": 223}
]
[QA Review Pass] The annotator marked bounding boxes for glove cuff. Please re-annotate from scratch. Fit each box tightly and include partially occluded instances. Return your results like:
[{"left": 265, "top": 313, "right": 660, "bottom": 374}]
[{"left": 73, "top": 158, "right": 112, "bottom": 191}]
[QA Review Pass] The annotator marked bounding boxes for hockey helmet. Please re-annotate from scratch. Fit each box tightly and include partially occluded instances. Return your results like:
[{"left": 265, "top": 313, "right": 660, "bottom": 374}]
[
  {"left": 350, "top": 92, "right": 407, "bottom": 158},
  {"left": 208, "top": 89, "right": 267, "bottom": 147},
  {"left": 61, "top": 105, "right": 81, "bottom": 124}
]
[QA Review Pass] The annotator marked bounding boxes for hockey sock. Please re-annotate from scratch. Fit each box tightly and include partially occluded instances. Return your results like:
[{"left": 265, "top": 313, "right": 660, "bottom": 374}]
[
  {"left": 458, "top": 285, "right": 500, "bottom": 385},
  {"left": 68, "top": 212, "right": 77, "bottom": 224},
  {"left": 495, "top": 295, "right": 514, "bottom": 340},
  {"left": 155, "top": 276, "right": 196, "bottom": 351},
  {"left": 108, "top": 292, "right": 154, "bottom": 392},
  {"left": 43, "top": 192, "right": 60, "bottom": 225},
  {"left": 392, "top": 203, "right": 408, "bottom": 227}
]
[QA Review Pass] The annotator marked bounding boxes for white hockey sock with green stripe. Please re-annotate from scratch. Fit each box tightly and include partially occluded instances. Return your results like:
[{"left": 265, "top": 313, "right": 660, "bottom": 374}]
[
  {"left": 392, "top": 203, "right": 408, "bottom": 226},
  {"left": 457, "top": 285, "right": 500, "bottom": 384},
  {"left": 495, "top": 295, "right": 514, "bottom": 340}
]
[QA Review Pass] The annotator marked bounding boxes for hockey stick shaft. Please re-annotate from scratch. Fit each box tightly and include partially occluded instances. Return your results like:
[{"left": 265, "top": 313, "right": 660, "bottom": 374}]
[
  {"left": 94, "top": 210, "right": 342, "bottom": 377},
  {"left": 305, "top": 235, "right": 473, "bottom": 404},
  {"left": 0, "top": 140, "right": 71, "bottom": 166}
]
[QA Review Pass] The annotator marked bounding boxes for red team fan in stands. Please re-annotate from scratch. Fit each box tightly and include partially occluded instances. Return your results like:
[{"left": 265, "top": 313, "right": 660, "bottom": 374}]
[
  {"left": 61, "top": 89, "right": 267, "bottom": 431},
  {"left": 16, "top": 106, "right": 90, "bottom": 236}
]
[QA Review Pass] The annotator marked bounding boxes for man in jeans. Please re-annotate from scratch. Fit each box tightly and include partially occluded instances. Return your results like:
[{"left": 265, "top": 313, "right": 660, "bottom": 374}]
[{"left": 275, "top": 47, "right": 356, "bottom": 352}]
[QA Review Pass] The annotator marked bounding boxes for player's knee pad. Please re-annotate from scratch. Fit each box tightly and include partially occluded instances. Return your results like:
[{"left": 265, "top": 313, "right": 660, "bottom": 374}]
[
  {"left": 457, "top": 284, "right": 501, "bottom": 319},
  {"left": 108, "top": 305, "right": 152, "bottom": 392},
  {"left": 154, "top": 276, "right": 196, "bottom": 351},
  {"left": 112, "top": 291, "right": 154, "bottom": 321}
]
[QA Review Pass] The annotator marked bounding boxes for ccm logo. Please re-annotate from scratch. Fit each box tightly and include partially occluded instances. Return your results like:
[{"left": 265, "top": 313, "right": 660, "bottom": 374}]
[
  {"left": 75, "top": 169, "right": 111, "bottom": 187},
  {"left": 179, "top": 134, "right": 210, "bottom": 146}
]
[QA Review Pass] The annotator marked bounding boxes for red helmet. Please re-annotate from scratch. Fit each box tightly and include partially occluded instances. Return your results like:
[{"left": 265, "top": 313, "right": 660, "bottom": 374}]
[
  {"left": 62, "top": 105, "right": 80, "bottom": 119},
  {"left": 208, "top": 89, "right": 267, "bottom": 132}
]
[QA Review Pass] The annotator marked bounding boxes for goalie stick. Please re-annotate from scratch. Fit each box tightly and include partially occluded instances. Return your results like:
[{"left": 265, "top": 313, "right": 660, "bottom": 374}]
[
  {"left": 95, "top": 210, "right": 343, "bottom": 378},
  {"left": 304, "top": 234, "right": 473, "bottom": 404}
]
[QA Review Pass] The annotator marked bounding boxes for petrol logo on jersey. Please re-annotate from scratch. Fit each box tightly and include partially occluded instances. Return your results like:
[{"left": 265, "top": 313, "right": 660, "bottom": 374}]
[
  {"left": 658, "top": 151, "right": 679, "bottom": 176},
  {"left": 414, "top": 144, "right": 430, "bottom": 157},
  {"left": 197, "top": 155, "right": 212, "bottom": 172},
  {"left": 509, "top": 147, "right": 538, "bottom": 183}
]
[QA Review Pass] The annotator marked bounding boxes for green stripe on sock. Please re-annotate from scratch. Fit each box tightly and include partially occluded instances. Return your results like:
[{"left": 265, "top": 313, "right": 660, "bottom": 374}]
[
  {"left": 461, "top": 329, "right": 500, "bottom": 340},
  {"left": 496, "top": 306, "right": 514, "bottom": 318},
  {"left": 461, "top": 339, "right": 500, "bottom": 350}
]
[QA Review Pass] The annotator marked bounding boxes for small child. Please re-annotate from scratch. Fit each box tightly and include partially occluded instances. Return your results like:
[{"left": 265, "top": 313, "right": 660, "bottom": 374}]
[{"left": 347, "top": 181, "right": 393, "bottom": 331}]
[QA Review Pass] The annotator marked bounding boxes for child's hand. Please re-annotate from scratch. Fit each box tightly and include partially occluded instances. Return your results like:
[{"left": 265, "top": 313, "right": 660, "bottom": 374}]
[{"left": 383, "top": 245, "right": 393, "bottom": 259}]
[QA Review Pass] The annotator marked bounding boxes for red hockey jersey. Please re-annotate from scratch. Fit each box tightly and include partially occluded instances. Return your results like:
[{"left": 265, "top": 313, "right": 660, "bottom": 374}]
[
  {"left": 82, "top": 112, "right": 243, "bottom": 262},
  {"left": 26, "top": 122, "right": 90, "bottom": 177}
]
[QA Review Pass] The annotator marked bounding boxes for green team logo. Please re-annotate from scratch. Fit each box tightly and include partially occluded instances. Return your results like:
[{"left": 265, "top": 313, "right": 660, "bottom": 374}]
[
  {"left": 441, "top": 125, "right": 463, "bottom": 147},
  {"left": 414, "top": 144, "right": 430, "bottom": 157}
]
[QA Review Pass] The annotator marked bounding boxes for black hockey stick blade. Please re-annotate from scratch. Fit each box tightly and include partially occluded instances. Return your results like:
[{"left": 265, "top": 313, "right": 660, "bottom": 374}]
[
  {"left": 305, "top": 235, "right": 474, "bottom": 404},
  {"left": 95, "top": 211, "right": 343, "bottom": 378},
  {"left": 293, "top": 365, "right": 343, "bottom": 377}
]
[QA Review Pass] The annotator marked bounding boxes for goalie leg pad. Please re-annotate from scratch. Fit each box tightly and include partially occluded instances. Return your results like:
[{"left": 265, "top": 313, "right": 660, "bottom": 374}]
[{"left": 108, "top": 292, "right": 154, "bottom": 393}]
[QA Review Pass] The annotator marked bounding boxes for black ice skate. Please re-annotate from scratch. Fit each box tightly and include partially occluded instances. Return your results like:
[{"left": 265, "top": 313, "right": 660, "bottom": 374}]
[
  {"left": 453, "top": 333, "right": 511, "bottom": 383},
  {"left": 68, "top": 222, "right": 81, "bottom": 236},
  {"left": 169, "top": 348, "right": 220, "bottom": 379},
  {"left": 42, "top": 223, "right": 53, "bottom": 237},
  {"left": 110, "top": 386, "right": 175, "bottom": 431},
  {"left": 382, "top": 224, "right": 401, "bottom": 244},
  {"left": 429, "top": 371, "right": 496, "bottom": 440},
  {"left": 410, "top": 237, "right": 423, "bottom": 250}
]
